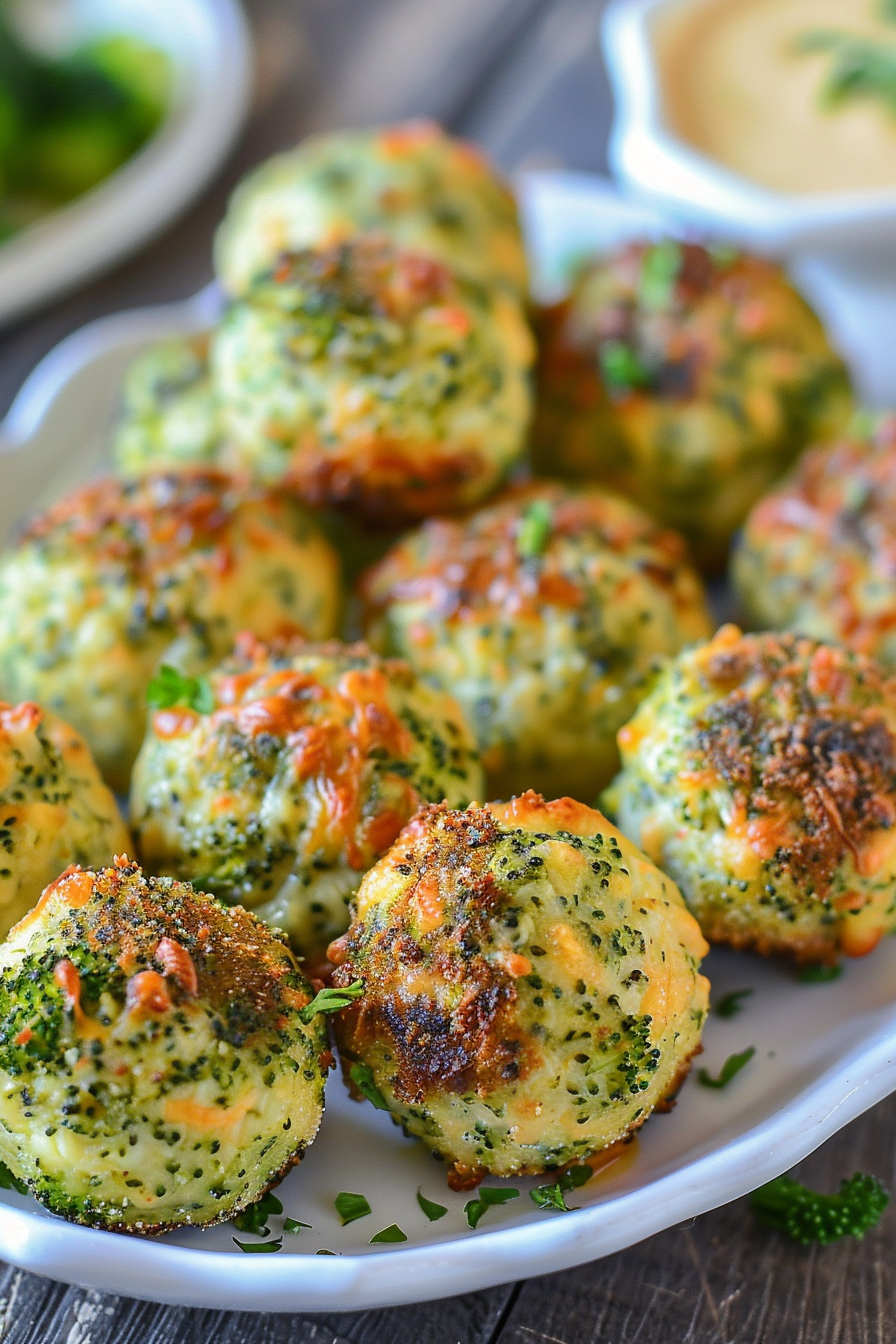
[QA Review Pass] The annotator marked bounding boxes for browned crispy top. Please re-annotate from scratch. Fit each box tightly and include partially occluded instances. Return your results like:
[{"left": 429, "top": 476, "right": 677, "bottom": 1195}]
[
  {"left": 332, "top": 803, "right": 537, "bottom": 1102},
  {"left": 696, "top": 632, "right": 896, "bottom": 889}
]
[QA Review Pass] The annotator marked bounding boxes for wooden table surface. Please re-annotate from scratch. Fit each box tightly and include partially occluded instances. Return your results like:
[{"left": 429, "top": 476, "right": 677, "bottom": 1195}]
[{"left": 0, "top": 2, "right": 893, "bottom": 1339}]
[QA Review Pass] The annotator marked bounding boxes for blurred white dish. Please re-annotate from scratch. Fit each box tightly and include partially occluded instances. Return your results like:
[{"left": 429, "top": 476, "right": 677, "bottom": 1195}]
[
  {"left": 0, "top": 0, "right": 251, "bottom": 327},
  {"left": 0, "top": 174, "right": 894, "bottom": 1313}
]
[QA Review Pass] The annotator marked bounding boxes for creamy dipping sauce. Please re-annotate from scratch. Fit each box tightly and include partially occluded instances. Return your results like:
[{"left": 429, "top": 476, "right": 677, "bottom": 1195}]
[{"left": 657, "top": 0, "right": 896, "bottom": 195}]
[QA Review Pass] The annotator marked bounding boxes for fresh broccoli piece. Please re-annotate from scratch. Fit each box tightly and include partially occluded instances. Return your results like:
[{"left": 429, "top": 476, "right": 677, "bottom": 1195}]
[{"left": 751, "top": 1172, "right": 889, "bottom": 1245}]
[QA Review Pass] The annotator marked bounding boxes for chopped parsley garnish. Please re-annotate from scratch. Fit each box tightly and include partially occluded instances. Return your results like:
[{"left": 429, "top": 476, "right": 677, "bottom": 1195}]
[
  {"left": 233, "top": 1236, "right": 282, "bottom": 1253},
  {"left": 417, "top": 1189, "right": 448, "bottom": 1222},
  {"left": 698, "top": 1046, "right": 756, "bottom": 1089},
  {"left": 714, "top": 987, "right": 754, "bottom": 1019},
  {"left": 316, "top": 1248, "right": 338, "bottom": 1255},
  {"left": 530, "top": 1163, "right": 592, "bottom": 1213},
  {"left": 638, "top": 239, "right": 683, "bottom": 311},
  {"left": 0, "top": 1162, "right": 27, "bottom": 1195},
  {"left": 349, "top": 1062, "right": 390, "bottom": 1111},
  {"left": 797, "top": 963, "right": 842, "bottom": 983},
  {"left": 335, "top": 1191, "right": 371, "bottom": 1225},
  {"left": 146, "top": 664, "right": 214, "bottom": 714},
  {"left": 517, "top": 500, "right": 553, "bottom": 559},
  {"left": 232, "top": 1191, "right": 282, "bottom": 1236},
  {"left": 599, "top": 339, "right": 650, "bottom": 396},
  {"left": 283, "top": 1218, "right": 311, "bottom": 1234},
  {"left": 795, "top": 29, "right": 896, "bottom": 118},
  {"left": 464, "top": 1187, "right": 520, "bottom": 1229},
  {"left": 299, "top": 979, "right": 364, "bottom": 1023},
  {"left": 752, "top": 1173, "right": 889, "bottom": 1244},
  {"left": 370, "top": 1224, "right": 408, "bottom": 1243}
]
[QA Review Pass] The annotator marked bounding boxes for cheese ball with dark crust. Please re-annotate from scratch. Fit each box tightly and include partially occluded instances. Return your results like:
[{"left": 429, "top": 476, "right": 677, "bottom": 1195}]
[
  {"left": 603, "top": 625, "right": 896, "bottom": 963},
  {"left": 330, "top": 793, "right": 709, "bottom": 1189},
  {"left": 112, "top": 336, "right": 221, "bottom": 476},
  {"left": 0, "top": 858, "right": 328, "bottom": 1233},
  {"left": 362, "top": 482, "right": 712, "bottom": 801},
  {"left": 0, "top": 470, "right": 341, "bottom": 790},
  {"left": 0, "top": 701, "right": 131, "bottom": 939},
  {"left": 130, "top": 635, "right": 484, "bottom": 958},
  {"left": 532, "top": 241, "right": 852, "bottom": 567},
  {"left": 211, "top": 238, "right": 533, "bottom": 525},
  {"left": 214, "top": 120, "right": 528, "bottom": 301},
  {"left": 733, "top": 416, "right": 896, "bottom": 667}
]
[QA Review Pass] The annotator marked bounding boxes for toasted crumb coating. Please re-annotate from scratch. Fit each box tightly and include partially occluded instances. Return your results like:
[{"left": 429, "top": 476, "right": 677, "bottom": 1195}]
[
  {"left": 130, "top": 635, "right": 484, "bottom": 957},
  {"left": 214, "top": 120, "right": 528, "bottom": 300},
  {"left": 0, "top": 470, "right": 341, "bottom": 789},
  {"left": 211, "top": 238, "right": 533, "bottom": 525},
  {"left": 604, "top": 625, "right": 896, "bottom": 962},
  {"left": 532, "top": 241, "right": 852, "bottom": 568},
  {"left": 112, "top": 336, "right": 221, "bottom": 476},
  {"left": 0, "top": 701, "right": 130, "bottom": 939},
  {"left": 0, "top": 858, "right": 328, "bottom": 1233},
  {"left": 733, "top": 415, "right": 896, "bottom": 667},
  {"left": 330, "top": 792, "right": 709, "bottom": 1188},
  {"left": 362, "top": 482, "right": 712, "bottom": 801}
]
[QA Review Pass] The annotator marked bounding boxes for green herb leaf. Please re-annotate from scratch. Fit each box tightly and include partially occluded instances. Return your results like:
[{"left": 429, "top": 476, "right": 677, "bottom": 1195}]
[
  {"left": 752, "top": 1172, "right": 889, "bottom": 1244},
  {"left": 233, "top": 1236, "right": 283, "bottom": 1253},
  {"left": 698, "top": 1046, "right": 756, "bottom": 1089},
  {"left": 417, "top": 1189, "right": 448, "bottom": 1222},
  {"left": 232, "top": 1191, "right": 283, "bottom": 1236},
  {"left": 316, "top": 1248, "right": 339, "bottom": 1255},
  {"left": 639, "top": 239, "right": 683, "bottom": 311},
  {"left": 599, "top": 339, "right": 650, "bottom": 396},
  {"left": 530, "top": 1163, "right": 592, "bottom": 1213},
  {"left": 283, "top": 1218, "right": 312, "bottom": 1233},
  {"left": 146, "top": 664, "right": 214, "bottom": 714},
  {"left": 464, "top": 1187, "right": 520, "bottom": 1229},
  {"left": 370, "top": 1223, "right": 408, "bottom": 1243},
  {"left": 349, "top": 1062, "right": 390, "bottom": 1111},
  {"left": 0, "top": 1161, "right": 27, "bottom": 1195},
  {"left": 798, "top": 963, "right": 842, "bottom": 983},
  {"left": 299, "top": 979, "right": 364, "bottom": 1024},
  {"left": 714, "top": 987, "right": 754, "bottom": 1019},
  {"left": 795, "top": 29, "right": 896, "bottom": 118},
  {"left": 516, "top": 500, "right": 553, "bottom": 559},
  {"left": 335, "top": 1191, "right": 371, "bottom": 1225}
]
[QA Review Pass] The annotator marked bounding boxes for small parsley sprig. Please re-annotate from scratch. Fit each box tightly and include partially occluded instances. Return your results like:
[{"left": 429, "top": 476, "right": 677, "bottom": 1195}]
[
  {"left": 714, "top": 988, "right": 754, "bottom": 1019},
  {"left": 465, "top": 1187, "right": 519, "bottom": 1229},
  {"left": 517, "top": 500, "right": 553, "bottom": 559},
  {"left": 335, "top": 1192, "right": 371, "bottom": 1226},
  {"left": 698, "top": 1046, "right": 755, "bottom": 1089},
  {"left": 232, "top": 1191, "right": 282, "bottom": 1237},
  {"left": 299, "top": 980, "right": 364, "bottom": 1023},
  {"left": 417, "top": 1189, "right": 448, "bottom": 1222},
  {"left": 530, "top": 1164, "right": 592, "bottom": 1212},
  {"left": 795, "top": 28, "right": 896, "bottom": 118},
  {"left": 146, "top": 664, "right": 214, "bottom": 713},
  {"left": 752, "top": 1173, "right": 889, "bottom": 1245},
  {"left": 349, "top": 1062, "right": 390, "bottom": 1111},
  {"left": 797, "top": 963, "right": 842, "bottom": 984}
]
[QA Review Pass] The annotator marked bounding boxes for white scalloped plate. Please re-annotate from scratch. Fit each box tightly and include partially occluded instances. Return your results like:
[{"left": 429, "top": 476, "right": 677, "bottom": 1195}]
[{"left": 0, "top": 173, "right": 893, "bottom": 1313}]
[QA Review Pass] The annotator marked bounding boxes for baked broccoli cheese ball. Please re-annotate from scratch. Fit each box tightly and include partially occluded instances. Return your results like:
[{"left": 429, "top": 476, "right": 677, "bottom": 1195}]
[
  {"left": 0, "top": 858, "right": 328, "bottom": 1232},
  {"left": 214, "top": 120, "right": 528, "bottom": 301},
  {"left": 211, "top": 237, "right": 533, "bottom": 524},
  {"left": 330, "top": 793, "right": 709, "bottom": 1189},
  {"left": 362, "top": 482, "right": 712, "bottom": 801},
  {"left": 0, "top": 470, "right": 341, "bottom": 790},
  {"left": 532, "top": 241, "right": 852, "bottom": 567},
  {"left": 0, "top": 701, "right": 130, "bottom": 939},
  {"left": 130, "top": 635, "right": 484, "bottom": 957},
  {"left": 733, "top": 416, "right": 896, "bottom": 667},
  {"left": 604, "top": 625, "right": 896, "bottom": 962},
  {"left": 112, "top": 336, "right": 221, "bottom": 476}
]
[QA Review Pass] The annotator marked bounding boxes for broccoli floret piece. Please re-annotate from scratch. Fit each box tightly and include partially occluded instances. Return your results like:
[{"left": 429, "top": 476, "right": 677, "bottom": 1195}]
[{"left": 751, "top": 1172, "right": 889, "bottom": 1245}]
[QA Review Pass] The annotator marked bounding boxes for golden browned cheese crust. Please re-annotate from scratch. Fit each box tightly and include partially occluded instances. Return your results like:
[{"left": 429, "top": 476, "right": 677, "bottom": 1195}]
[
  {"left": 0, "top": 858, "right": 328, "bottom": 1233},
  {"left": 605, "top": 625, "right": 896, "bottom": 962},
  {"left": 532, "top": 241, "right": 852, "bottom": 568},
  {"left": 0, "top": 469, "right": 341, "bottom": 788},
  {"left": 733, "top": 415, "right": 896, "bottom": 667},
  {"left": 362, "top": 481, "right": 712, "bottom": 800},
  {"left": 331, "top": 792, "right": 709, "bottom": 1187}
]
